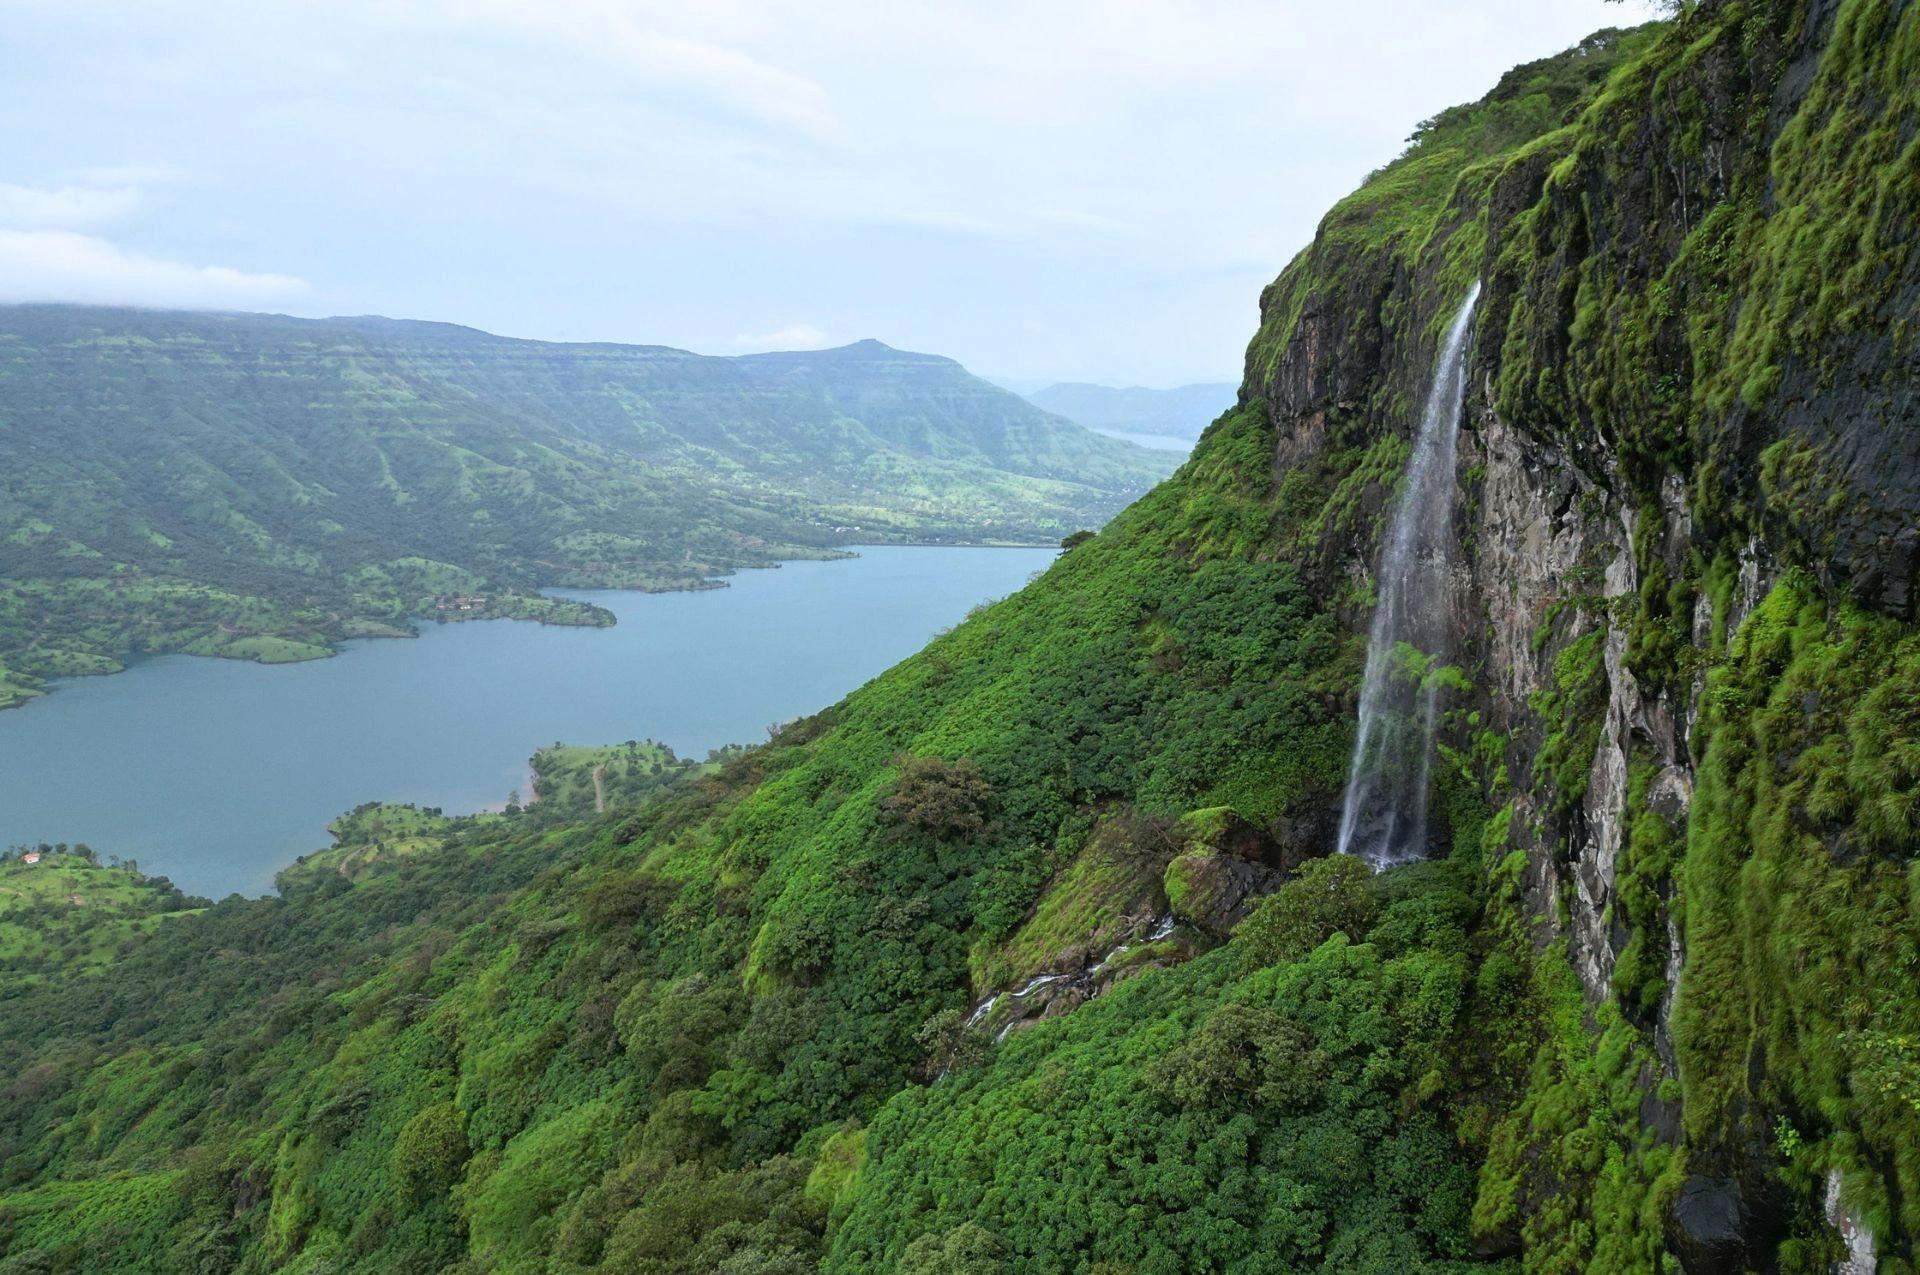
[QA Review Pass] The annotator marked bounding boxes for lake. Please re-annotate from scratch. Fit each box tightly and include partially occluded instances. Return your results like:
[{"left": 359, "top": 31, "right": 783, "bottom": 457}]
[{"left": 0, "top": 546, "right": 1055, "bottom": 898}]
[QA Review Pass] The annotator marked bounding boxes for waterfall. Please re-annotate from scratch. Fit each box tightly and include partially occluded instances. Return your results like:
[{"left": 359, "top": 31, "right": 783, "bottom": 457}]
[{"left": 1335, "top": 283, "right": 1481, "bottom": 869}]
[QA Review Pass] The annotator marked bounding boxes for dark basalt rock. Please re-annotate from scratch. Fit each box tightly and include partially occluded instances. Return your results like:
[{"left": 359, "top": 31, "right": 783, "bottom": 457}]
[
  {"left": 1164, "top": 851, "right": 1272, "bottom": 937},
  {"left": 1667, "top": 1177, "right": 1749, "bottom": 1273},
  {"left": 1269, "top": 804, "right": 1339, "bottom": 873},
  {"left": 1665, "top": 1170, "right": 1797, "bottom": 1274}
]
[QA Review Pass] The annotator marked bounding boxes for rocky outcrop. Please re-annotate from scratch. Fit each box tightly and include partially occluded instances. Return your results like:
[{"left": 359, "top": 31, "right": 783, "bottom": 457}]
[
  {"left": 963, "top": 913, "right": 1186, "bottom": 1041},
  {"left": 1163, "top": 806, "right": 1302, "bottom": 936},
  {"left": 1163, "top": 852, "right": 1267, "bottom": 937},
  {"left": 1241, "top": 0, "right": 1915, "bottom": 1263}
]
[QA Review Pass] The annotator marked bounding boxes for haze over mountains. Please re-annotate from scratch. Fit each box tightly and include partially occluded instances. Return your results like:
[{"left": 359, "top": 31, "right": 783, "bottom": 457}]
[
  {"left": 0, "top": 304, "right": 1174, "bottom": 706},
  {"left": 1022, "top": 380, "right": 1238, "bottom": 442}
]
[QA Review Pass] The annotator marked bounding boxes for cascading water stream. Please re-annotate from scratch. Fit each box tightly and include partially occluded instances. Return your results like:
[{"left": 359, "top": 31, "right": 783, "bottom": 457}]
[{"left": 1335, "top": 283, "right": 1481, "bottom": 869}]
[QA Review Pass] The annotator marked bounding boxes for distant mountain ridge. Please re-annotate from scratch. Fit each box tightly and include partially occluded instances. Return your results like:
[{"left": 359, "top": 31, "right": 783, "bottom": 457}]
[
  {"left": 0, "top": 304, "right": 1176, "bottom": 705},
  {"left": 1025, "top": 380, "right": 1238, "bottom": 440}
]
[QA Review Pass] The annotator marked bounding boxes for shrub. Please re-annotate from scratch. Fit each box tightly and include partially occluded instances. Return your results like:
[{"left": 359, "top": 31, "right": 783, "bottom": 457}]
[
  {"left": 1237, "top": 854, "right": 1376, "bottom": 965},
  {"left": 389, "top": 1102, "right": 468, "bottom": 1207}
]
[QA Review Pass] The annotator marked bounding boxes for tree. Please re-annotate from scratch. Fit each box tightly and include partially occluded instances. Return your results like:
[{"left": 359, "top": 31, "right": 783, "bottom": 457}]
[
  {"left": 898, "top": 1222, "right": 1008, "bottom": 1274},
  {"left": 879, "top": 757, "right": 993, "bottom": 842},
  {"left": 390, "top": 1102, "right": 468, "bottom": 1206}
]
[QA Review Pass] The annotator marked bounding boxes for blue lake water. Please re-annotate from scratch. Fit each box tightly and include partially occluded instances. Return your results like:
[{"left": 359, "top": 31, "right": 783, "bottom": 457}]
[{"left": 0, "top": 546, "right": 1055, "bottom": 898}]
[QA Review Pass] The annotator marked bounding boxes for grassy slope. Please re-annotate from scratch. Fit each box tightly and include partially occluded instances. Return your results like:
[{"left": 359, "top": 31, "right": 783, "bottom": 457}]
[
  {"left": 0, "top": 854, "right": 202, "bottom": 981},
  {"left": 0, "top": 310, "right": 1174, "bottom": 705},
  {"left": 528, "top": 742, "right": 708, "bottom": 819}
]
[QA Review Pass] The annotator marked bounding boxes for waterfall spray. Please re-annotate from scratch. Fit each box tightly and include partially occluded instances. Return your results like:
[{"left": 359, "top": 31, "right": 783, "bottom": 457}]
[{"left": 1335, "top": 283, "right": 1481, "bottom": 869}]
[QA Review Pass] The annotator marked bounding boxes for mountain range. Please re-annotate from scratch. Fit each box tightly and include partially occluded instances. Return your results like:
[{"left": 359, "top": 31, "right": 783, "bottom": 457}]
[{"left": 0, "top": 306, "right": 1175, "bottom": 706}]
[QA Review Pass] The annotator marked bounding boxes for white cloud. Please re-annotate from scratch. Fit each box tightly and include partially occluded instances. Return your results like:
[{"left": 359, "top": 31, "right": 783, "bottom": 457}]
[
  {"left": 0, "top": 229, "right": 308, "bottom": 308},
  {"left": 0, "top": 181, "right": 143, "bottom": 229},
  {"left": 731, "top": 323, "right": 832, "bottom": 351},
  {"left": 0, "top": 168, "right": 305, "bottom": 308},
  {"left": 3, "top": 0, "right": 1666, "bottom": 378},
  {"left": 443, "top": 0, "right": 841, "bottom": 138}
]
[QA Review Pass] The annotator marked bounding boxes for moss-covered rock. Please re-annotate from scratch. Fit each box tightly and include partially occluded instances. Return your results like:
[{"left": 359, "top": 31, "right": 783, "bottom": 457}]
[{"left": 1162, "top": 850, "right": 1267, "bottom": 936}]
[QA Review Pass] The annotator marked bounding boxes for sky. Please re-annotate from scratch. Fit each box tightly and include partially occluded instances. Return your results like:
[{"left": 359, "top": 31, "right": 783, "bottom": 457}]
[{"left": 0, "top": 1, "right": 1656, "bottom": 386}]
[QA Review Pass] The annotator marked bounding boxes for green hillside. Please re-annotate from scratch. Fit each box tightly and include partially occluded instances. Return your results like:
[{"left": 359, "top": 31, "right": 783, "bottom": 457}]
[
  {"left": 527, "top": 741, "right": 714, "bottom": 820},
  {"left": 0, "top": 309, "right": 1172, "bottom": 707},
  {"left": 1, "top": 1, "right": 1917, "bottom": 1270}
]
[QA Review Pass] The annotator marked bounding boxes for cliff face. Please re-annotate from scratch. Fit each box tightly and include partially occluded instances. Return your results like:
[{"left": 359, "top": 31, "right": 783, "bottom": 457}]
[{"left": 1247, "top": 0, "right": 1918, "bottom": 1263}]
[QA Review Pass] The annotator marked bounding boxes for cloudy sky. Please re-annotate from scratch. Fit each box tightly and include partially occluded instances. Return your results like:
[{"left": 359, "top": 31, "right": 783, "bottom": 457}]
[{"left": 1, "top": 1, "right": 1654, "bottom": 385}]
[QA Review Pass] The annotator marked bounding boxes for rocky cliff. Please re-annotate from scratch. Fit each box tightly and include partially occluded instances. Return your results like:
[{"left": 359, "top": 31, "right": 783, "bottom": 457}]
[{"left": 1246, "top": 0, "right": 1917, "bottom": 1264}]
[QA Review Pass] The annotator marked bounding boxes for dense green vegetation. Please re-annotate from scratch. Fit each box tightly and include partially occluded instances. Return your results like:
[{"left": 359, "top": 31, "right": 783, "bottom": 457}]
[
  {"left": 528, "top": 741, "right": 722, "bottom": 819},
  {"left": 0, "top": 390, "right": 1393, "bottom": 1271},
  {"left": 0, "top": 1, "right": 1915, "bottom": 1269},
  {"left": 0, "top": 310, "right": 1173, "bottom": 708}
]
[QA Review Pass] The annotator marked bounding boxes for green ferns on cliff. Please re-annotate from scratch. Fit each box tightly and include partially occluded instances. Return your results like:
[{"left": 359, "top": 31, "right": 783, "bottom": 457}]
[
  {"left": 1464, "top": 0, "right": 1920, "bottom": 1266},
  {"left": 1677, "top": 575, "right": 1920, "bottom": 1242}
]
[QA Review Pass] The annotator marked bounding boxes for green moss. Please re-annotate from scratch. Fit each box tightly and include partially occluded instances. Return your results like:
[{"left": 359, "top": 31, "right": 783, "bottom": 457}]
[
  {"left": 1160, "top": 852, "right": 1204, "bottom": 921},
  {"left": 1674, "top": 574, "right": 1920, "bottom": 1239},
  {"left": 1609, "top": 763, "right": 1683, "bottom": 1020},
  {"left": 1528, "top": 626, "right": 1610, "bottom": 813},
  {"left": 803, "top": 1125, "right": 867, "bottom": 1213},
  {"left": 1472, "top": 944, "right": 1684, "bottom": 1271}
]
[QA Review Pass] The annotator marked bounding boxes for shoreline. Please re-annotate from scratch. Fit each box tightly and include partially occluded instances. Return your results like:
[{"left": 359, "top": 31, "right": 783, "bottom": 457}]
[
  {"left": 0, "top": 543, "right": 1060, "bottom": 897},
  {"left": 0, "top": 540, "right": 1061, "bottom": 713}
]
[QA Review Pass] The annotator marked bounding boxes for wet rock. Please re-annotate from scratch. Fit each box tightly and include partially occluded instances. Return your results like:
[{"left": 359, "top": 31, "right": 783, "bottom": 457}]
[
  {"left": 1174, "top": 806, "right": 1273, "bottom": 863},
  {"left": 1825, "top": 1170, "right": 1876, "bottom": 1275},
  {"left": 1164, "top": 852, "right": 1272, "bottom": 937},
  {"left": 1665, "top": 1172, "right": 1794, "bottom": 1275},
  {"left": 963, "top": 913, "right": 1187, "bottom": 1043},
  {"left": 1269, "top": 804, "right": 1338, "bottom": 873},
  {"left": 1636, "top": 1084, "right": 1682, "bottom": 1147}
]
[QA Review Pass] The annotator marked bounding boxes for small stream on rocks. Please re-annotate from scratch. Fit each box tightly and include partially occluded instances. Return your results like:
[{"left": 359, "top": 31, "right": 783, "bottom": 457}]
[{"left": 965, "top": 913, "right": 1178, "bottom": 1042}]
